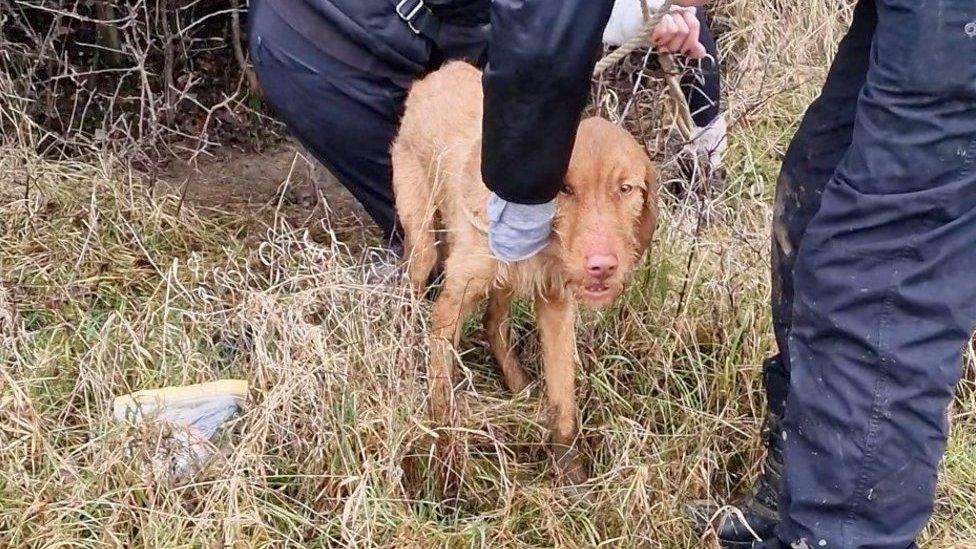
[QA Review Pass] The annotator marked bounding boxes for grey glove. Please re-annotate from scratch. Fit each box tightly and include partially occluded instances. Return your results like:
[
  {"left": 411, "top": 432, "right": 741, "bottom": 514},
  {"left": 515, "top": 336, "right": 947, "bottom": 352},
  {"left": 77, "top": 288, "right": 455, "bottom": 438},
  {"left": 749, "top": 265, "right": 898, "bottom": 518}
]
[{"left": 487, "top": 192, "right": 556, "bottom": 263}]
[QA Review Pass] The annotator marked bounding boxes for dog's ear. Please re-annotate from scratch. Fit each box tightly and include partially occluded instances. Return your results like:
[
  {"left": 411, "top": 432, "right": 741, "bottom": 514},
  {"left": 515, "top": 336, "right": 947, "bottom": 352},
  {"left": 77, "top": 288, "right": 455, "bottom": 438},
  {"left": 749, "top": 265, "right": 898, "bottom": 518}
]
[{"left": 637, "top": 159, "right": 660, "bottom": 257}]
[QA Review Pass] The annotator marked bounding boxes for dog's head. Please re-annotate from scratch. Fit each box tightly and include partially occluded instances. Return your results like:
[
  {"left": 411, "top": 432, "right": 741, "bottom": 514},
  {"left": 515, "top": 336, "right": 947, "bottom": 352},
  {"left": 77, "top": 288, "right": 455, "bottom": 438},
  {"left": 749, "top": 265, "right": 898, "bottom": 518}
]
[{"left": 551, "top": 117, "right": 659, "bottom": 307}]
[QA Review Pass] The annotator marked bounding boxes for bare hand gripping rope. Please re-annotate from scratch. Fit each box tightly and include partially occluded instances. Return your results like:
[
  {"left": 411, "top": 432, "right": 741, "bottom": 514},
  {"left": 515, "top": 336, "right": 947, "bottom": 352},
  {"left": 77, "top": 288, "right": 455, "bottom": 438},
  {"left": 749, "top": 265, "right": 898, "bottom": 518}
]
[{"left": 593, "top": 0, "right": 697, "bottom": 140}]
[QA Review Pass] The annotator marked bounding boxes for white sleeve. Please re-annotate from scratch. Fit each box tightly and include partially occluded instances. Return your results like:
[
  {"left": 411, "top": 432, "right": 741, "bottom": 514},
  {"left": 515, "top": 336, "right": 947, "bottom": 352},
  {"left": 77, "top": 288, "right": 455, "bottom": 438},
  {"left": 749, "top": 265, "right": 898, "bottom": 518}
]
[{"left": 602, "top": 0, "right": 670, "bottom": 46}]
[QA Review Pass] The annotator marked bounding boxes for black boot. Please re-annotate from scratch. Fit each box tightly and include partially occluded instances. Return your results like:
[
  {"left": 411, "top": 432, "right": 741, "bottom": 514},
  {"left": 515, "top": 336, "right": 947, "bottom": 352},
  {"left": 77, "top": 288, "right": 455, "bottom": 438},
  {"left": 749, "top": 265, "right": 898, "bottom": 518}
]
[{"left": 713, "top": 411, "right": 784, "bottom": 547}]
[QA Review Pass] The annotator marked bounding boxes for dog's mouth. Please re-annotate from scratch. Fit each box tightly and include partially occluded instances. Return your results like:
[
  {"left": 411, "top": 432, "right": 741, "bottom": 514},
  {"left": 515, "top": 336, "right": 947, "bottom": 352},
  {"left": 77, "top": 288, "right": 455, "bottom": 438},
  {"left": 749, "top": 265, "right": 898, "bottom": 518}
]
[{"left": 577, "top": 279, "right": 619, "bottom": 305}]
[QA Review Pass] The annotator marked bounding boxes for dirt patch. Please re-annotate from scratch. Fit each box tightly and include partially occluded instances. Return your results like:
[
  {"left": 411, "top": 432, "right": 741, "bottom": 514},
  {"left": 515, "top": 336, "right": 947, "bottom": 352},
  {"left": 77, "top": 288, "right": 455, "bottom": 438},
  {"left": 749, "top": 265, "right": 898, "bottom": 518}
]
[{"left": 158, "top": 142, "right": 381, "bottom": 250}]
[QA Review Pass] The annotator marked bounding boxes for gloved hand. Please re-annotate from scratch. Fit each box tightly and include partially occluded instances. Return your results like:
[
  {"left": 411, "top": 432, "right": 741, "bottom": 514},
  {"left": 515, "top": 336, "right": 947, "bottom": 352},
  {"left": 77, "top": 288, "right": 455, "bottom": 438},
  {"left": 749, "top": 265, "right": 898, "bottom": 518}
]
[{"left": 487, "top": 192, "right": 556, "bottom": 263}]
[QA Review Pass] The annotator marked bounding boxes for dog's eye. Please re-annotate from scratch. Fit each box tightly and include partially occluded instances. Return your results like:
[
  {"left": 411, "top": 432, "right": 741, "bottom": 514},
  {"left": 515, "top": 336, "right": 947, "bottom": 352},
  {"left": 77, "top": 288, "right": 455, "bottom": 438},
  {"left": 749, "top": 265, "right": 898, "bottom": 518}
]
[
  {"left": 560, "top": 185, "right": 575, "bottom": 196},
  {"left": 619, "top": 183, "right": 634, "bottom": 195}
]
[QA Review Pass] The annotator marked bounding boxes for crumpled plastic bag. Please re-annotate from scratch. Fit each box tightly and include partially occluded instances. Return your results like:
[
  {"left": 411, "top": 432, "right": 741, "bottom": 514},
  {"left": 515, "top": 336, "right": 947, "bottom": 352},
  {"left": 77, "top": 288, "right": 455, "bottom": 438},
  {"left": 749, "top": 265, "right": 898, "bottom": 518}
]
[{"left": 113, "top": 379, "right": 247, "bottom": 481}]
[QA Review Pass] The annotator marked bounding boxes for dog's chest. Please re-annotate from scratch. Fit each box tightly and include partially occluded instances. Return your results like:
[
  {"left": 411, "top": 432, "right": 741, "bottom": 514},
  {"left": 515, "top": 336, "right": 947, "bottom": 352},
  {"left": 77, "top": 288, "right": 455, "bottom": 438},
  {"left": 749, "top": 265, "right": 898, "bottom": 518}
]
[{"left": 494, "top": 255, "right": 567, "bottom": 300}]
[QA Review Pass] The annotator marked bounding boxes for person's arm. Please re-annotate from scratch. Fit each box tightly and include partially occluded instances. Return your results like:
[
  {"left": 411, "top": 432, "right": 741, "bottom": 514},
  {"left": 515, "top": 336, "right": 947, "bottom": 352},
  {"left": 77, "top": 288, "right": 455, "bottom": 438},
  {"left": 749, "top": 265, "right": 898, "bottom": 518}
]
[
  {"left": 482, "top": 0, "right": 614, "bottom": 206},
  {"left": 604, "top": 1, "right": 707, "bottom": 57},
  {"left": 481, "top": 0, "right": 710, "bottom": 262},
  {"left": 481, "top": 0, "right": 709, "bottom": 206},
  {"left": 481, "top": 0, "right": 614, "bottom": 261}
]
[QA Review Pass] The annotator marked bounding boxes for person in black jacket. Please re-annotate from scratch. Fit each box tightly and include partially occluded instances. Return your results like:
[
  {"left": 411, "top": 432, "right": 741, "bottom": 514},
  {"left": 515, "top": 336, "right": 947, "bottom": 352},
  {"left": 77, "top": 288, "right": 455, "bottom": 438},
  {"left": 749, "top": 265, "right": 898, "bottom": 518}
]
[{"left": 247, "top": 0, "right": 714, "bottom": 260}]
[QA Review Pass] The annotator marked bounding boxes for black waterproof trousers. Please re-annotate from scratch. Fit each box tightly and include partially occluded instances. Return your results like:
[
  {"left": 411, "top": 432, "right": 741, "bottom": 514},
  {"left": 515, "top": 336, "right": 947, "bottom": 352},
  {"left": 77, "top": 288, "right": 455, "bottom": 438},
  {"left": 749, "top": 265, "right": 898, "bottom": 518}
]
[{"left": 762, "top": 0, "right": 976, "bottom": 546}]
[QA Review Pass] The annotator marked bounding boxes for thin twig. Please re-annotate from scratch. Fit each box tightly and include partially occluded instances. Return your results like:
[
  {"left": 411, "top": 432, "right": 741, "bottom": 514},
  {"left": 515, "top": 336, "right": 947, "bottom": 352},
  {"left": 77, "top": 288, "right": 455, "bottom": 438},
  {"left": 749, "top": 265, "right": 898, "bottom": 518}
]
[{"left": 230, "top": 0, "right": 261, "bottom": 95}]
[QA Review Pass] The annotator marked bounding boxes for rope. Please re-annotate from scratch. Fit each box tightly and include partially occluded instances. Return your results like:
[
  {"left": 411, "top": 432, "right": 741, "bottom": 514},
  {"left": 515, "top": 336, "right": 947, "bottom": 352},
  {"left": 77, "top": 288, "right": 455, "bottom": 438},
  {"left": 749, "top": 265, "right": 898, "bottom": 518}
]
[
  {"left": 593, "top": 0, "right": 696, "bottom": 140},
  {"left": 592, "top": 1, "right": 674, "bottom": 77}
]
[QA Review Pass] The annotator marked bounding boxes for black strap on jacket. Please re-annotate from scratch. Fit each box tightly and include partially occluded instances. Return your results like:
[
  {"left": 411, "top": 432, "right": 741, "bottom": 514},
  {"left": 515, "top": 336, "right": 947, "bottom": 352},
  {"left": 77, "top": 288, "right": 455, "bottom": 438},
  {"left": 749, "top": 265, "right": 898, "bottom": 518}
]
[
  {"left": 395, "top": 0, "right": 442, "bottom": 39},
  {"left": 394, "top": 0, "right": 488, "bottom": 65},
  {"left": 267, "top": 0, "right": 424, "bottom": 83}
]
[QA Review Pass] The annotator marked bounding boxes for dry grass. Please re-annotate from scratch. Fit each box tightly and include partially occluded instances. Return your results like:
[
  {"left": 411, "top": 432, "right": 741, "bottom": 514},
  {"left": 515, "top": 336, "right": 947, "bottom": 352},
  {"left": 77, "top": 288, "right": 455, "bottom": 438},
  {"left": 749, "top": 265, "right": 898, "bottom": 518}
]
[{"left": 2, "top": 1, "right": 976, "bottom": 547}]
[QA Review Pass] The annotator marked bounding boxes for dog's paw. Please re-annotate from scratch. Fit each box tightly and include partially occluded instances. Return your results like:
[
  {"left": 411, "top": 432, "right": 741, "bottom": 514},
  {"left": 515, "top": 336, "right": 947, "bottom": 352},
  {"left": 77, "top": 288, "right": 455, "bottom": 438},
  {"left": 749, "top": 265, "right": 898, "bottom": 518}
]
[
  {"left": 554, "top": 444, "right": 589, "bottom": 487},
  {"left": 502, "top": 363, "right": 531, "bottom": 395}
]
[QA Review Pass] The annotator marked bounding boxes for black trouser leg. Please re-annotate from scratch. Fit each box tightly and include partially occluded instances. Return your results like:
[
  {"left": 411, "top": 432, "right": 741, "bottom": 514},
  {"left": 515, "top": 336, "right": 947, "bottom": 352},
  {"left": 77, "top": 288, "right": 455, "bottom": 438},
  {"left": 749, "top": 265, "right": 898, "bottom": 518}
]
[
  {"left": 717, "top": 4, "right": 875, "bottom": 544},
  {"left": 249, "top": 3, "right": 417, "bottom": 242},
  {"left": 765, "top": 0, "right": 877, "bottom": 420},
  {"left": 774, "top": 0, "right": 976, "bottom": 545},
  {"left": 680, "top": 8, "right": 721, "bottom": 128}
]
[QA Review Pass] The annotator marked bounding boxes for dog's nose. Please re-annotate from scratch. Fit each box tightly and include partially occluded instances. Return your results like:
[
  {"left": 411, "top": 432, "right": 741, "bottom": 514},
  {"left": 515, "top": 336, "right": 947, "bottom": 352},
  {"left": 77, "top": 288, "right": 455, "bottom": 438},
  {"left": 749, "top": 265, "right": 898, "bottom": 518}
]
[{"left": 585, "top": 254, "right": 618, "bottom": 280}]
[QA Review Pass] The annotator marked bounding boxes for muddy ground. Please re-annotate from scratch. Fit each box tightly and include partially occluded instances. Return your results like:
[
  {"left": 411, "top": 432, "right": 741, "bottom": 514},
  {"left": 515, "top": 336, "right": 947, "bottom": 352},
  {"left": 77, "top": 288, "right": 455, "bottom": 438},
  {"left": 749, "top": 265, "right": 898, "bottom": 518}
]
[{"left": 157, "top": 141, "right": 383, "bottom": 251}]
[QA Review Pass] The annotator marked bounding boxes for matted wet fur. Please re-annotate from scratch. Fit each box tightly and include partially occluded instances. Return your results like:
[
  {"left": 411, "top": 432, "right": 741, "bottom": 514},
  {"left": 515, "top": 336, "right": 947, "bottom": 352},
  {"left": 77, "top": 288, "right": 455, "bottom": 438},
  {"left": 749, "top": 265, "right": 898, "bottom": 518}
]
[{"left": 392, "top": 62, "right": 659, "bottom": 493}]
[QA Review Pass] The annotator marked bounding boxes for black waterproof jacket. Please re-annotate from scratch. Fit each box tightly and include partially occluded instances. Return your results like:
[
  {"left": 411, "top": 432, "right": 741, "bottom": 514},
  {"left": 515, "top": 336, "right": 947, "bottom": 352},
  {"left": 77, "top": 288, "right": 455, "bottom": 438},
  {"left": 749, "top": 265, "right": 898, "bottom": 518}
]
[
  {"left": 481, "top": 0, "right": 614, "bottom": 203},
  {"left": 280, "top": 0, "right": 614, "bottom": 204}
]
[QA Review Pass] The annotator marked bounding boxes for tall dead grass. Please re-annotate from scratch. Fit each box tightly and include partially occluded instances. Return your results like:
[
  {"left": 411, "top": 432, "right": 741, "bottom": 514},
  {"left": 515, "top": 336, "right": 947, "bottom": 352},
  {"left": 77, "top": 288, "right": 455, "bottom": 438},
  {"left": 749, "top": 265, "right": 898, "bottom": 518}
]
[{"left": 3, "top": 1, "right": 976, "bottom": 547}]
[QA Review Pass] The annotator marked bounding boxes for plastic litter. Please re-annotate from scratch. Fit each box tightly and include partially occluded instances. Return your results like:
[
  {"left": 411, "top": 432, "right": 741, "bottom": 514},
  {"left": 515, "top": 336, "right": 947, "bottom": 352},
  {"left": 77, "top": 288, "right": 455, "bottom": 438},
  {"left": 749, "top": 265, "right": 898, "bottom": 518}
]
[{"left": 112, "top": 379, "right": 247, "bottom": 480}]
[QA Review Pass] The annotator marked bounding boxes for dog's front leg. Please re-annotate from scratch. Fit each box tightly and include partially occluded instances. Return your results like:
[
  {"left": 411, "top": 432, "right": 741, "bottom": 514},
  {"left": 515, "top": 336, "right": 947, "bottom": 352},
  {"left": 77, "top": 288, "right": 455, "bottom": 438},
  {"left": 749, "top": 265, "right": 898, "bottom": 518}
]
[
  {"left": 485, "top": 289, "right": 530, "bottom": 394},
  {"left": 428, "top": 275, "right": 488, "bottom": 498},
  {"left": 535, "top": 293, "right": 586, "bottom": 485}
]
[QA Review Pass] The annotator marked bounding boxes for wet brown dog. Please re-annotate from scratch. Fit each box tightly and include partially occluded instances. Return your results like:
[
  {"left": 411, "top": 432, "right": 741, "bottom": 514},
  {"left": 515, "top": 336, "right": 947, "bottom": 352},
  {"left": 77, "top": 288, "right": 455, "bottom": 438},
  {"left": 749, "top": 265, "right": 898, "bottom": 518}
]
[{"left": 392, "top": 62, "right": 658, "bottom": 489}]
